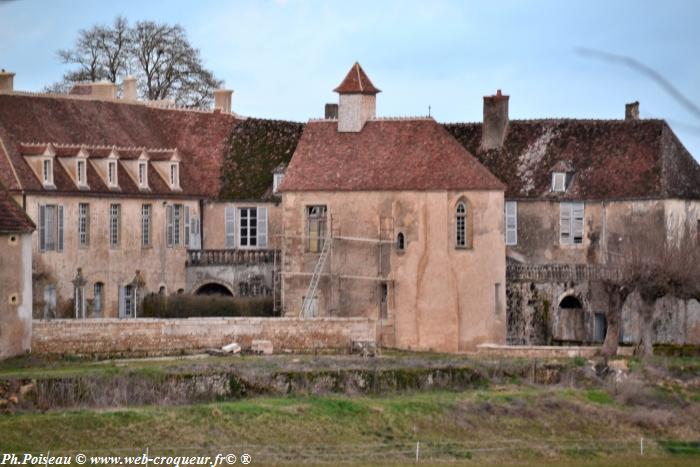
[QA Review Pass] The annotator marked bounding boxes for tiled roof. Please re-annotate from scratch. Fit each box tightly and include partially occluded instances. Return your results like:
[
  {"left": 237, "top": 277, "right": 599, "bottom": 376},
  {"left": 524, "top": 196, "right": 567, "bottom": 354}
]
[
  {"left": 443, "top": 119, "right": 700, "bottom": 200},
  {"left": 333, "top": 62, "right": 381, "bottom": 95},
  {"left": 279, "top": 118, "right": 505, "bottom": 192},
  {"left": 0, "top": 182, "right": 34, "bottom": 233},
  {"left": 0, "top": 93, "right": 238, "bottom": 198}
]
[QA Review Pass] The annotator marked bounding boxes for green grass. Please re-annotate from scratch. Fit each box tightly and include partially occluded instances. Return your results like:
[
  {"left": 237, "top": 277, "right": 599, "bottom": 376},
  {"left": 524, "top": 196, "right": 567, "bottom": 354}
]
[{"left": 585, "top": 389, "right": 615, "bottom": 405}]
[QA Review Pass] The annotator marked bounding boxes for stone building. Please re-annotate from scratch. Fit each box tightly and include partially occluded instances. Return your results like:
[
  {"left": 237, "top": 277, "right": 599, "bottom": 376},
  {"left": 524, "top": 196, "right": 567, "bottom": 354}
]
[
  {"left": 279, "top": 63, "right": 507, "bottom": 352},
  {"left": 445, "top": 97, "right": 700, "bottom": 346},
  {"left": 0, "top": 182, "right": 34, "bottom": 359}
]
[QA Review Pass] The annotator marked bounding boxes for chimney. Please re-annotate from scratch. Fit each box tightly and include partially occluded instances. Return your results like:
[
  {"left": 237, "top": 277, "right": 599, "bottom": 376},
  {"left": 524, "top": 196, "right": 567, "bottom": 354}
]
[
  {"left": 213, "top": 89, "right": 233, "bottom": 113},
  {"left": 0, "top": 70, "right": 14, "bottom": 93},
  {"left": 123, "top": 76, "right": 138, "bottom": 101},
  {"left": 324, "top": 103, "right": 338, "bottom": 119},
  {"left": 90, "top": 81, "right": 118, "bottom": 100},
  {"left": 481, "top": 89, "right": 509, "bottom": 150},
  {"left": 625, "top": 101, "right": 639, "bottom": 120}
]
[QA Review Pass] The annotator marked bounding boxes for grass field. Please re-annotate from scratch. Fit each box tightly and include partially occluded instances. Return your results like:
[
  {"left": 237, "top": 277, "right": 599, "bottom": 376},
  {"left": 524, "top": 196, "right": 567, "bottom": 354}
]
[{"left": 2, "top": 386, "right": 699, "bottom": 465}]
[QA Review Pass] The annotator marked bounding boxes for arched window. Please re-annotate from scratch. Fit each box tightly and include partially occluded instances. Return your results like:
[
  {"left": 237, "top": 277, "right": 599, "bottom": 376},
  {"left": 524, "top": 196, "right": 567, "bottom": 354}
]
[
  {"left": 396, "top": 232, "right": 405, "bottom": 251},
  {"left": 455, "top": 202, "right": 467, "bottom": 248},
  {"left": 559, "top": 295, "right": 582, "bottom": 309}
]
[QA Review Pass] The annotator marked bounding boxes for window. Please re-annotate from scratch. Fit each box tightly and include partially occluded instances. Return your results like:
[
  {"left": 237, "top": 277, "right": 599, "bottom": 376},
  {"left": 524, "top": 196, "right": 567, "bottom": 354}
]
[
  {"left": 505, "top": 201, "right": 517, "bottom": 246},
  {"left": 396, "top": 232, "right": 405, "bottom": 251},
  {"left": 593, "top": 312, "right": 607, "bottom": 343},
  {"left": 93, "top": 282, "right": 104, "bottom": 317},
  {"left": 170, "top": 163, "right": 179, "bottom": 188},
  {"left": 138, "top": 162, "right": 147, "bottom": 188},
  {"left": 306, "top": 205, "right": 327, "bottom": 253},
  {"left": 552, "top": 172, "right": 566, "bottom": 192},
  {"left": 237, "top": 207, "right": 268, "bottom": 248},
  {"left": 560, "top": 202, "right": 584, "bottom": 245},
  {"left": 166, "top": 204, "right": 186, "bottom": 247},
  {"left": 77, "top": 160, "right": 86, "bottom": 186},
  {"left": 78, "top": 203, "right": 90, "bottom": 248},
  {"left": 42, "top": 159, "right": 53, "bottom": 185},
  {"left": 108, "top": 161, "right": 117, "bottom": 186},
  {"left": 110, "top": 203, "right": 121, "bottom": 248},
  {"left": 38, "top": 204, "right": 63, "bottom": 252},
  {"left": 225, "top": 207, "right": 235, "bottom": 248},
  {"left": 273, "top": 173, "right": 284, "bottom": 194},
  {"left": 119, "top": 284, "right": 135, "bottom": 318},
  {"left": 141, "top": 204, "right": 152, "bottom": 247},
  {"left": 455, "top": 202, "right": 467, "bottom": 248},
  {"left": 184, "top": 206, "right": 190, "bottom": 247}
]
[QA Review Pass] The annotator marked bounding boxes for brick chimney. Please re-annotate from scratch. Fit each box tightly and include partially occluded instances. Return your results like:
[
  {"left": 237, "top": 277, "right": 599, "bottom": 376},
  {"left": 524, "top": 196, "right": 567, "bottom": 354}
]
[
  {"left": 325, "top": 103, "right": 338, "bottom": 119},
  {"left": 625, "top": 101, "right": 639, "bottom": 120},
  {"left": 481, "top": 89, "right": 509, "bottom": 150},
  {"left": 213, "top": 89, "right": 233, "bottom": 113},
  {"left": 0, "top": 70, "right": 15, "bottom": 93},
  {"left": 123, "top": 76, "right": 138, "bottom": 101}
]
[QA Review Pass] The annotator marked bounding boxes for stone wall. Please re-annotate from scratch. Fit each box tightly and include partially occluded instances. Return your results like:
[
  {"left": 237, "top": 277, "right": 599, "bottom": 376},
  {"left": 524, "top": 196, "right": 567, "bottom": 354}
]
[
  {"left": 0, "top": 232, "right": 33, "bottom": 359},
  {"left": 31, "top": 317, "right": 376, "bottom": 356}
]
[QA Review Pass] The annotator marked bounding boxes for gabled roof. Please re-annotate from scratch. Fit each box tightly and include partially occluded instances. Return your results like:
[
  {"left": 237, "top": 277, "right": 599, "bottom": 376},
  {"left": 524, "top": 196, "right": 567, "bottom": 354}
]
[
  {"left": 443, "top": 119, "right": 700, "bottom": 200},
  {"left": 0, "top": 182, "right": 34, "bottom": 233},
  {"left": 279, "top": 118, "right": 504, "bottom": 192},
  {"left": 0, "top": 93, "right": 238, "bottom": 198},
  {"left": 333, "top": 62, "right": 381, "bottom": 95}
]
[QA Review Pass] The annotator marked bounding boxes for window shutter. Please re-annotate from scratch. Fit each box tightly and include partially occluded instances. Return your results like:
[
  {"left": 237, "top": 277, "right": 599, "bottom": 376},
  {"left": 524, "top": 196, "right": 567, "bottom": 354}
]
[
  {"left": 39, "top": 204, "right": 46, "bottom": 252},
  {"left": 118, "top": 286, "right": 126, "bottom": 319},
  {"left": 560, "top": 203, "right": 572, "bottom": 245},
  {"left": 184, "top": 206, "right": 191, "bottom": 248},
  {"left": 57, "top": 205, "right": 64, "bottom": 252},
  {"left": 572, "top": 202, "right": 585, "bottom": 244},
  {"left": 505, "top": 201, "right": 517, "bottom": 246},
  {"left": 257, "top": 207, "right": 268, "bottom": 248},
  {"left": 166, "top": 205, "right": 173, "bottom": 247},
  {"left": 225, "top": 207, "right": 235, "bottom": 248}
]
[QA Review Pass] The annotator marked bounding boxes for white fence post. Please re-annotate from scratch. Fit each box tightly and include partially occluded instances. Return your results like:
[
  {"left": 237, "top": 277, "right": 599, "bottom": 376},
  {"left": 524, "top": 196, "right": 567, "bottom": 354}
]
[
  {"left": 415, "top": 441, "right": 420, "bottom": 463},
  {"left": 640, "top": 437, "right": 644, "bottom": 456}
]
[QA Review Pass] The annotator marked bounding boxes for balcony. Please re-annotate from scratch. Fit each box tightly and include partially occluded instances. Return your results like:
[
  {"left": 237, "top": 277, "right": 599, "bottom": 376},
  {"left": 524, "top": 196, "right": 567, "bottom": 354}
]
[{"left": 186, "top": 249, "right": 279, "bottom": 267}]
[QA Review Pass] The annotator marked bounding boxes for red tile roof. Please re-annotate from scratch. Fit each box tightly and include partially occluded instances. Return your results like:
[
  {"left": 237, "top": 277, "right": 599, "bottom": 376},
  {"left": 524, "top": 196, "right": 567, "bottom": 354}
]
[
  {"left": 279, "top": 118, "right": 505, "bottom": 192},
  {"left": 444, "top": 119, "right": 700, "bottom": 200},
  {"left": 333, "top": 62, "right": 381, "bottom": 95},
  {"left": 0, "top": 93, "right": 238, "bottom": 198},
  {"left": 0, "top": 182, "right": 35, "bottom": 233}
]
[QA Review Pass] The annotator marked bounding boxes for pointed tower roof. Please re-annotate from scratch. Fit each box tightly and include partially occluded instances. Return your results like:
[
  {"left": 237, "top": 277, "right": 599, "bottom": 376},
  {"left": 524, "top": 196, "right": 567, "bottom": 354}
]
[{"left": 333, "top": 62, "right": 381, "bottom": 95}]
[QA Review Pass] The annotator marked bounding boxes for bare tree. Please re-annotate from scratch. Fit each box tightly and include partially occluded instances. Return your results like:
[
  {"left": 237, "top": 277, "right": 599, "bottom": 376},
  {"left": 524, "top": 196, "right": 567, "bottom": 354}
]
[
  {"left": 601, "top": 217, "right": 700, "bottom": 358},
  {"left": 47, "top": 17, "right": 221, "bottom": 108}
]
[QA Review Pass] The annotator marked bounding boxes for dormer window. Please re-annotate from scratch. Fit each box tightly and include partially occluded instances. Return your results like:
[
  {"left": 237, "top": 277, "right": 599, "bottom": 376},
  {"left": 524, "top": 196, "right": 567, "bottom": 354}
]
[
  {"left": 552, "top": 172, "right": 566, "bottom": 192},
  {"left": 138, "top": 161, "right": 148, "bottom": 188},
  {"left": 273, "top": 173, "right": 284, "bottom": 194},
  {"left": 169, "top": 163, "right": 179, "bottom": 188},
  {"left": 108, "top": 161, "right": 118, "bottom": 187},
  {"left": 76, "top": 160, "right": 86, "bottom": 186},
  {"left": 42, "top": 159, "right": 53, "bottom": 186}
]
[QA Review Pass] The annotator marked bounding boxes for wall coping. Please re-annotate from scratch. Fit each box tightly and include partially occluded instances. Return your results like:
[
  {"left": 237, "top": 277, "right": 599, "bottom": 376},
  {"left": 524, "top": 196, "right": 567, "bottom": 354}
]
[{"left": 34, "top": 317, "right": 375, "bottom": 324}]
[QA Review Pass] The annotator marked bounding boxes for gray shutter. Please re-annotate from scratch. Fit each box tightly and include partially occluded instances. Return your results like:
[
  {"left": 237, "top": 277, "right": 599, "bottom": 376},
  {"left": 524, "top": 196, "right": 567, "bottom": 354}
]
[
  {"left": 85, "top": 204, "right": 90, "bottom": 246},
  {"left": 166, "top": 205, "right": 173, "bottom": 247},
  {"left": 39, "top": 204, "right": 46, "bottom": 252},
  {"left": 257, "top": 207, "right": 268, "bottom": 248},
  {"left": 184, "top": 206, "right": 190, "bottom": 248},
  {"left": 560, "top": 203, "right": 572, "bottom": 245},
  {"left": 505, "top": 201, "right": 517, "bottom": 246},
  {"left": 57, "top": 205, "right": 64, "bottom": 252},
  {"left": 118, "top": 286, "right": 126, "bottom": 319},
  {"left": 225, "top": 207, "right": 235, "bottom": 248},
  {"left": 572, "top": 202, "right": 585, "bottom": 244}
]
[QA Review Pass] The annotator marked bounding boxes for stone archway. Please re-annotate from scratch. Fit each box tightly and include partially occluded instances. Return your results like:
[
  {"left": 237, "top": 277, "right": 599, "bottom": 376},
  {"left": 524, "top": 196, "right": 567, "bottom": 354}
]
[
  {"left": 194, "top": 281, "right": 234, "bottom": 296},
  {"left": 554, "top": 294, "right": 586, "bottom": 343}
]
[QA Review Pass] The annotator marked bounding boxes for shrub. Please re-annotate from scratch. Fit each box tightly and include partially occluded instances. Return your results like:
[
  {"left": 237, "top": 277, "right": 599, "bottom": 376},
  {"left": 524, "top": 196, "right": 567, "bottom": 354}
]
[{"left": 141, "top": 294, "right": 274, "bottom": 318}]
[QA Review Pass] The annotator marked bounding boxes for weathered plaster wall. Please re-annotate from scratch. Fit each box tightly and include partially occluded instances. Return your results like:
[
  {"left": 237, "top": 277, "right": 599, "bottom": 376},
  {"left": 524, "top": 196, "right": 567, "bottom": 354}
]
[
  {"left": 202, "top": 201, "right": 282, "bottom": 250},
  {"left": 31, "top": 317, "right": 376, "bottom": 356},
  {"left": 27, "top": 195, "right": 197, "bottom": 318},
  {"left": 281, "top": 190, "right": 506, "bottom": 352},
  {"left": 187, "top": 261, "right": 276, "bottom": 296},
  {"left": 0, "top": 233, "right": 32, "bottom": 359}
]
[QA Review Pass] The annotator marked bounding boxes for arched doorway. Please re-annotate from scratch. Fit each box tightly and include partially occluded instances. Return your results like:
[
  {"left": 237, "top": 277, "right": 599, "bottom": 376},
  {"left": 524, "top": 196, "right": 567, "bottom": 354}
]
[
  {"left": 555, "top": 295, "right": 586, "bottom": 343},
  {"left": 195, "top": 282, "right": 234, "bottom": 296}
]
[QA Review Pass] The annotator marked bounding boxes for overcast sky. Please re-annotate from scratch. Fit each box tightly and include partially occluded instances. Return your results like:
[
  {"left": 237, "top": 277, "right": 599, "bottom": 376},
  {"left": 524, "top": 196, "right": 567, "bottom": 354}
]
[{"left": 1, "top": 0, "right": 699, "bottom": 159}]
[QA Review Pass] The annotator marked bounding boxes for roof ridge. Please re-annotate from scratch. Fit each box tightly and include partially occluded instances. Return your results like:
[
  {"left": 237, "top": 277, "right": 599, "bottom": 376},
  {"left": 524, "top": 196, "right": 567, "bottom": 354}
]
[
  {"left": 442, "top": 117, "right": 666, "bottom": 125},
  {"left": 19, "top": 142, "right": 177, "bottom": 152}
]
